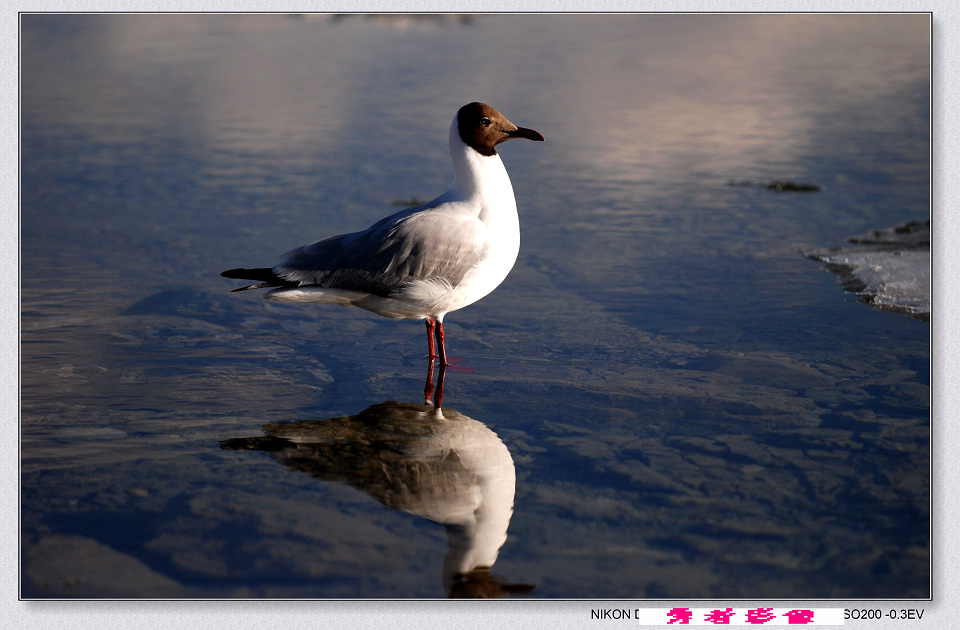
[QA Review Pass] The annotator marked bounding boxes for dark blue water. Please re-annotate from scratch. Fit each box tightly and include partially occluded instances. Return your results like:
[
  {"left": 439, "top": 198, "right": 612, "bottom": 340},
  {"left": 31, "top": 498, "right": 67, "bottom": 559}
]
[{"left": 21, "top": 13, "right": 929, "bottom": 599}]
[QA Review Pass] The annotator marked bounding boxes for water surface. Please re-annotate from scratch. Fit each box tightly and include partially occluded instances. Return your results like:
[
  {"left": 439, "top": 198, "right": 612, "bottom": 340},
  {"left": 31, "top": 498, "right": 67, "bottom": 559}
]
[{"left": 21, "top": 13, "right": 929, "bottom": 599}]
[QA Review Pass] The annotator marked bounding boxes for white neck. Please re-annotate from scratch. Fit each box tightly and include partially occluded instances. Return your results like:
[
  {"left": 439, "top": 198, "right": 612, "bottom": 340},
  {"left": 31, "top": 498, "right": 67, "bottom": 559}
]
[{"left": 447, "top": 115, "right": 516, "bottom": 217}]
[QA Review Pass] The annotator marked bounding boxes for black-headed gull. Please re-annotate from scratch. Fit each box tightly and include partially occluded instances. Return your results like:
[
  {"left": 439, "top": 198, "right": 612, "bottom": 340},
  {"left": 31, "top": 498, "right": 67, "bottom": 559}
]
[{"left": 223, "top": 102, "right": 543, "bottom": 366}]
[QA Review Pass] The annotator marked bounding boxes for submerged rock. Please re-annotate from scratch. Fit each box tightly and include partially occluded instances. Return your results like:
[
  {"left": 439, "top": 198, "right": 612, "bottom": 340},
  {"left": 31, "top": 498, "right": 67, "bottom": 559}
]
[
  {"left": 727, "top": 179, "right": 821, "bottom": 192},
  {"left": 807, "top": 220, "right": 930, "bottom": 321},
  {"left": 764, "top": 181, "right": 821, "bottom": 192}
]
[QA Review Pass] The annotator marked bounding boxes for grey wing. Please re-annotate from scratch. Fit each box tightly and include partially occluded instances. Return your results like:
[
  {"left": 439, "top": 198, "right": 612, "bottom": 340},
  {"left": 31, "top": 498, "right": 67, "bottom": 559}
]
[{"left": 273, "top": 208, "right": 487, "bottom": 297}]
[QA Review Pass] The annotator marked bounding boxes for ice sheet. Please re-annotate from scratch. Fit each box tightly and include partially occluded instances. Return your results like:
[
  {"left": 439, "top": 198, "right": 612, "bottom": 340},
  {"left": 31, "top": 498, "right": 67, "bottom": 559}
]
[{"left": 808, "top": 220, "right": 930, "bottom": 320}]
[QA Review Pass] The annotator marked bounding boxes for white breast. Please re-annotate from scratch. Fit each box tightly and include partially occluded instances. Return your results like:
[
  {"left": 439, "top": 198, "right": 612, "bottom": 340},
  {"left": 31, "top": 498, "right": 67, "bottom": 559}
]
[{"left": 440, "top": 129, "right": 522, "bottom": 316}]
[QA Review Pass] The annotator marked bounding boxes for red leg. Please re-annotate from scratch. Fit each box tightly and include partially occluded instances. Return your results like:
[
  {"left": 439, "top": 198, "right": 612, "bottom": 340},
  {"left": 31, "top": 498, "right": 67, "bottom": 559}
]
[
  {"left": 435, "top": 320, "right": 448, "bottom": 367},
  {"left": 425, "top": 318, "right": 437, "bottom": 360}
]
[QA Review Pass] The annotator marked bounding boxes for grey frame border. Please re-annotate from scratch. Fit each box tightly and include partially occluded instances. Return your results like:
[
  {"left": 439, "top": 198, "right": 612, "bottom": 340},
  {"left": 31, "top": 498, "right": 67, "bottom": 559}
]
[{"left": 8, "top": 2, "right": 951, "bottom": 629}]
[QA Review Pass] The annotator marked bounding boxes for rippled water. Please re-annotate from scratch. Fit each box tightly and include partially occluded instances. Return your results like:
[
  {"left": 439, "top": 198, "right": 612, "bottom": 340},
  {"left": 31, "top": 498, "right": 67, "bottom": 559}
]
[{"left": 20, "top": 14, "right": 929, "bottom": 599}]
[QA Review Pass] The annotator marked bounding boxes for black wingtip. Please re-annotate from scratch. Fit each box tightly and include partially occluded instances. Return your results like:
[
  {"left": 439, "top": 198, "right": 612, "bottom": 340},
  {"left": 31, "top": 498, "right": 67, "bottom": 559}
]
[
  {"left": 222, "top": 268, "right": 253, "bottom": 279},
  {"left": 222, "top": 267, "right": 298, "bottom": 293},
  {"left": 221, "top": 267, "right": 276, "bottom": 281}
]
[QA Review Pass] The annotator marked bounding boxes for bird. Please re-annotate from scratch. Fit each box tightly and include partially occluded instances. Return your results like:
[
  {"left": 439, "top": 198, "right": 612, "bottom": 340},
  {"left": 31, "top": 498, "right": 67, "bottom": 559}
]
[{"left": 222, "top": 102, "right": 543, "bottom": 367}]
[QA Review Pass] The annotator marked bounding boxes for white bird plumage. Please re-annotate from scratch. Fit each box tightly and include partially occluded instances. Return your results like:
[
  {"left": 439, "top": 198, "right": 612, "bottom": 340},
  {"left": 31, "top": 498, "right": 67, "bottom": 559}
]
[{"left": 222, "top": 102, "right": 543, "bottom": 366}]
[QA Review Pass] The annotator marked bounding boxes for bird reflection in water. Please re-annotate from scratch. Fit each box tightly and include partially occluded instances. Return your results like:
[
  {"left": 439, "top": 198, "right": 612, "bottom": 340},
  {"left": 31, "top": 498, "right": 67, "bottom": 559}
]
[{"left": 220, "top": 400, "right": 534, "bottom": 598}]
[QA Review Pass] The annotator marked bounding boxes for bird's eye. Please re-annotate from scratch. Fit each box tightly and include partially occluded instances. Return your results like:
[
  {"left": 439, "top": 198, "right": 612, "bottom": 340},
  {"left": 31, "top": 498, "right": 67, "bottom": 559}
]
[{"left": 480, "top": 117, "right": 491, "bottom": 127}]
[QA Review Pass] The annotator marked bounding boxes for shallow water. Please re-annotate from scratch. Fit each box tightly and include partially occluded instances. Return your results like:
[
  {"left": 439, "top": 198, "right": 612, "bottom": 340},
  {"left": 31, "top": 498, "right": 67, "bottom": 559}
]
[{"left": 20, "top": 13, "right": 930, "bottom": 599}]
